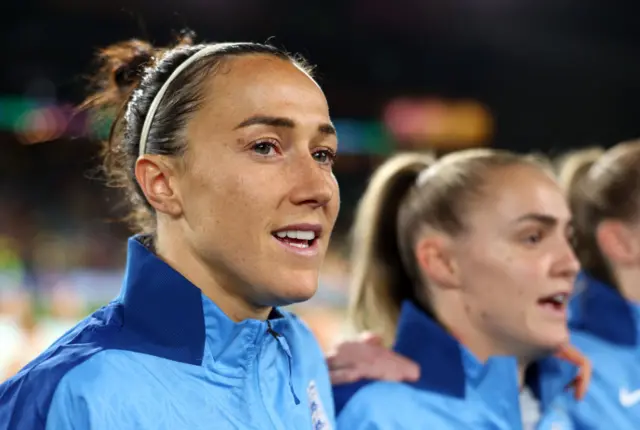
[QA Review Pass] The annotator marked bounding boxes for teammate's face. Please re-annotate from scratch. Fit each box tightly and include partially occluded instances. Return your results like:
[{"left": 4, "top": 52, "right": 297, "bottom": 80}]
[
  {"left": 175, "top": 55, "right": 339, "bottom": 311},
  {"left": 450, "top": 165, "right": 579, "bottom": 357}
]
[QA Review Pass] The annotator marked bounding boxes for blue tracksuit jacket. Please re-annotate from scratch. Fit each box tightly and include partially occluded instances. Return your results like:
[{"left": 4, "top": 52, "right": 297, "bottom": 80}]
[
  {"left": 0, "top": 236, "right": 335, "bottom": 430},
  {"left": 334, "top": 300, "right": 576, "bottom": 429},
  {"left": 563, "top": 273, "right": 640, "bottom": 429}
]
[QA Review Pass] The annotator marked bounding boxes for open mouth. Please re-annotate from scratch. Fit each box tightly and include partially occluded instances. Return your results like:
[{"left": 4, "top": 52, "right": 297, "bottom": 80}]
[
  {"left": 538, "top": 293, "right": 569, "bottom": 313},
  {"left": 272, "top": 230, "right": 318, "bottom": 250}
]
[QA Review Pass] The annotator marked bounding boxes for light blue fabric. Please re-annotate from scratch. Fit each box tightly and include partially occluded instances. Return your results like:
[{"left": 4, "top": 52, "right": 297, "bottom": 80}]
[
  {"left": 336, "top": 301, "right": 524, "bottom": 429},
  {"left": 0, "top": 236, "right": 335, "bottom": 430},
  {"left": 335, "top": 301, "right": 577, "bottom": 429},
  {"left": 560, "top": 273, "right": 640, "bottom": 429}
]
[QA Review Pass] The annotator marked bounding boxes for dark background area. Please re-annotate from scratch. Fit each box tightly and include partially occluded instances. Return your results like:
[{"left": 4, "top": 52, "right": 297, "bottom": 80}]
[{"left": 2, "top": 0, "right": 640, "bottom": 269}]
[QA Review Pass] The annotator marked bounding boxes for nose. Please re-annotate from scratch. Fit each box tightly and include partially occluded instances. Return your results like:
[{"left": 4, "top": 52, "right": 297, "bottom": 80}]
[
  {"left": 287, "top": 155, "right": 336, "bottom": 209},
  {"left": 554, "top": 239, "right": 581, "bottom": 281}
]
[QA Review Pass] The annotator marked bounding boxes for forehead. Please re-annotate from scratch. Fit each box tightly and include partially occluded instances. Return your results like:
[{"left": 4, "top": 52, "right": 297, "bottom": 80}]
[
  {"left": 469, "top": 165, "right": 571, "bottom": 226},
  {"left": 195, "top": 54, "right": 329, "bottom": 125}
]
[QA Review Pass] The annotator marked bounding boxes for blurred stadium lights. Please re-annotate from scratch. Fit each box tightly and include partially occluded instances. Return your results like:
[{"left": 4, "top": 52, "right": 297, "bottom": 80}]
[
  {"left": 0, "top": 96, "right": 400, "bottom": 154},
  {"left": 383, "top": 97, "right": 493, "bottom": 150},
  {"left": 15, "top": 106, "right": 69, "bottom": 145},
  {"left": 333, "top": 120, "right": 394, "bottom": 155},
  {"left": 1, "top": 94, "right": 492, "bottom": 152}
]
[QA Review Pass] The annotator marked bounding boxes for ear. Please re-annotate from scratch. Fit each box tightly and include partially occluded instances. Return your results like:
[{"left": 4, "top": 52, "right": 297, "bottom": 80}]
[
  {"left": 414, "top": 234, "right": 459, "bottom": 289},
  {"left": 134, "top": 155, "right": 183, "bottom": 218},
  {"left": 596, "top": 220, "right": 639, "bottom": 265}
]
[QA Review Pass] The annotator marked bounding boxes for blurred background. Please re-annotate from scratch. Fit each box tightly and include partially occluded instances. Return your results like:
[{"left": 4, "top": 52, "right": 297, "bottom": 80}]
[{"left": 2, "top": 0, "right": 640, "bottom": 380}]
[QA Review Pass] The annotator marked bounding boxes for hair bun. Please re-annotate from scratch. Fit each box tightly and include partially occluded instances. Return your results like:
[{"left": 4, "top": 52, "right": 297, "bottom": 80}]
[
  {"left": 113, "top": 51, "right": 153, "bottom": 90},
  {"left": 177, "top": 29, "right": 197, "bottom": 46}
]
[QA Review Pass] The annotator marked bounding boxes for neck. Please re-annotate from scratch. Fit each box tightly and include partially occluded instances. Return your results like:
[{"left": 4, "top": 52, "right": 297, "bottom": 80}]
[
  {"left": 612, "top": 266, "right": 640, "bottom": 304},
  {"left": 154, "top": 229, "right": 272, "bottom": 322},
  {"left": 433, "top": 295, "right": 539, "bottom": 378},
  {"left": 433, "top": 302, "right": 500, "bottom": 363},
  {"left": 432, "top": 291, "right": 513, "bottom": 363}
]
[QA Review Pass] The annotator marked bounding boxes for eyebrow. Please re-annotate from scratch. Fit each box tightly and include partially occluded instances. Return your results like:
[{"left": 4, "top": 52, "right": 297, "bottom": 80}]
[
  {"left": 234, "top": 115, "right": 337, "bottom": 136},
  {"left": 513, "top": 213, "right": 559, "bottom": 227}
]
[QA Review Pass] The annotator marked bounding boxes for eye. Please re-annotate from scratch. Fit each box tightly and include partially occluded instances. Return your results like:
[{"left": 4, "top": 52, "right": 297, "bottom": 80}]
[
  {"left": 312, "top": 148, "right": 337, "bottom": 165},
  {"left": 523, "top": 230, "right": 544, "bottom": 245},
  {"left": 252, "top": 141, "right": 279, "bottom": 156}
]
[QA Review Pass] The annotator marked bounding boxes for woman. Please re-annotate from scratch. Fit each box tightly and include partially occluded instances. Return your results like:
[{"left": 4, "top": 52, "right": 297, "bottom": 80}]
[
  {"left": 333, "top": 150, "right": 585, "bottom": 429},
  {"left": 0, "top": 34, "right": 339, "bottom": 430},
  {"left": 556, "top": 140, "right": 640, "bottom": 429}
]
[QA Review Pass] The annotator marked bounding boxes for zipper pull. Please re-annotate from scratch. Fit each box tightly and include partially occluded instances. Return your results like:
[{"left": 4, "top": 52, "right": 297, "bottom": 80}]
[
  {"left": 266, "top": 320, "right": 280, "bottom": 339},
  {"left": 266, "top": 320, "right": 300, "bottom": 405}
]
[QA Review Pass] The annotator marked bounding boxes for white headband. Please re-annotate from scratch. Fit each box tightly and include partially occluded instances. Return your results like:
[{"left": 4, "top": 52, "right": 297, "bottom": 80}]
[
  {"left": 415, "top": 165, "right": 437, "bottom": 188},
  {"left": 138, "top": 44, "right": 227, "bottom": 157}
]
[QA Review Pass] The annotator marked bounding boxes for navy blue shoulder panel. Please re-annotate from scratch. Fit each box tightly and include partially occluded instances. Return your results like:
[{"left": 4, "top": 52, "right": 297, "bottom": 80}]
[{"left": 0, "top": 303, "right": 124, "bottom": 430}]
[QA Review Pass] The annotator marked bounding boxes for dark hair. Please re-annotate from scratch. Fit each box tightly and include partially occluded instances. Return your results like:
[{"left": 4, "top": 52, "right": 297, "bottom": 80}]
[
  {"left": 558, "top": 140, "right": 640, "bottom": 287},
  {"left": 81, "top": 33, "right": 313, "bottom": 233},
  {"left": 348, "top": 149, "right": 551, "bottom": 345}
]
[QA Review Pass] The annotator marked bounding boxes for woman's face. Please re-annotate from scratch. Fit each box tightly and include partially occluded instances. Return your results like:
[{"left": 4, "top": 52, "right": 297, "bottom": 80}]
[
  {"left": 165, "top": 54, "right": 340, "bottom": 310},
  {"left": 451, "top": 165, "right": 580, "bottom": 357}
]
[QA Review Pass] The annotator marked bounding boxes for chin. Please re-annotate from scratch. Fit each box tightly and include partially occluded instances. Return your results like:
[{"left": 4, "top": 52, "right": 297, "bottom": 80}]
[
  {"left": 531, "top": 327, "right": 570, "bottom": 354},
  {"left": 263, "top": 271, "right": 319, "bottom": 307}
]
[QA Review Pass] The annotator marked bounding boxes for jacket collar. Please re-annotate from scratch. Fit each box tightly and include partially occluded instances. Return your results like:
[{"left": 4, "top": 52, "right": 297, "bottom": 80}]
[
  {"left": 393, "top": 300, "right": 520, "bottom": 399},
  {"left": 525, "top": 355, "right": 577, "bottom": 409},
  {"left": 117, "top": 236, "right": 286, "bottom": 366},
  {"left": 569, "top": 272, "right": 640, "bottom": 346}
]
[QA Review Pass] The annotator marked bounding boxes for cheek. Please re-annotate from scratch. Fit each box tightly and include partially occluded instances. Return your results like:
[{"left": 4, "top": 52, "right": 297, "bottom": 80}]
[
  {"left": 182, "top": 166, "right": 268, "bottom": 232},
  {"left": 460, "top": 244, "right": 533, "bottom": 309}
]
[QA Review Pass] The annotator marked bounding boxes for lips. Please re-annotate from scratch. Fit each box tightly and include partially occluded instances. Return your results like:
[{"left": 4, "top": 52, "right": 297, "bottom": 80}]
[
  {"left": 271, "top": 223, "right": 323, "bottom": 254},
  {"left": 538, "top": 292, "right": 570, "bottom": 313},
  {"left": 273, "top": 229, "right": 317, "bottom": 248}
]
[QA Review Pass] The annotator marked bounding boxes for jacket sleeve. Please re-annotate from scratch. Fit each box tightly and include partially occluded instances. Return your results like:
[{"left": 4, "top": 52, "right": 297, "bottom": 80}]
[
  {"left": 0, "top": 372, "right": 47, "bottom": 430},
  {"left": 336, "top": 414, "right": 387, "bottom": 430},
  {"left": 336, "top": 382, "right": 416, "bottom": 430},
  {"left": 43, "top": 375, "right": 91, "bottom": 430},
  {"left": 0, "top": 365, "right": 91, "bottom": 430}
]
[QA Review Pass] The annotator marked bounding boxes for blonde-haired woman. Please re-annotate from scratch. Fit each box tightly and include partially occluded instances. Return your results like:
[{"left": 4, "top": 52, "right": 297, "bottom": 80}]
[{"left": 333, "top": 149, "right": 588, "bottom": 429}]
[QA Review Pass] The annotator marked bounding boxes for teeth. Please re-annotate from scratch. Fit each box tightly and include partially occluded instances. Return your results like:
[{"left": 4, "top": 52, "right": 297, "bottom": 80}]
[
  {"left": 288, "top": 241, "right": 310, "bottom": 249},
  {"left": 550, "top": 294, "right": 567, "bottom": 304},
  {"left": 274, "top": 230, "right": 316, "bottom": 240}
]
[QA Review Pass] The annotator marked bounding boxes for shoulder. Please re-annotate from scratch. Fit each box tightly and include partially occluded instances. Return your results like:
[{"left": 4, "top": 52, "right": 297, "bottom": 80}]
[
  {"left": 337, "top": 382, "right": 465, "bottom": 428},
  {"left": 569, "top": 329, "right": 614, "bottom": 352},
  {"left": 338, "top": 381, "right": 422, "bottom": 426},
  {"left": 0, "top": 303, "right": 123, "bottom": 429},
  {"left": 568, "top": 329, "right": 627, "bottom": 373}
]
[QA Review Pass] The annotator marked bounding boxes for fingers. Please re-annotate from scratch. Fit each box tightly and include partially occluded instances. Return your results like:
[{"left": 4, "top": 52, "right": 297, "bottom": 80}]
[
  {"left": 396, "top": 357, "right": 421, "bottom": 382},
  {"left": 556, "top": 344, "right": 592, "bottom": 400},
  {"left": 330, "top": 368, "right": 363, "bottom": 385},
  {"left": 325, "top": 334, "right": 420, "bottom": 384},
  {"left": 574, "top": 360, "right": 592, "bottom": 400},
  {"left": 325, "top": 353, "right": 340, "bottom": 371},
  {"left": 555, "top": 344, "right": 582, "bottom": 364},
  {"left": 325, "top": 340, "right": 372, "bottom": 370},
  {"left": 359, "top": 332, "right": 384, "bottom": 346}
]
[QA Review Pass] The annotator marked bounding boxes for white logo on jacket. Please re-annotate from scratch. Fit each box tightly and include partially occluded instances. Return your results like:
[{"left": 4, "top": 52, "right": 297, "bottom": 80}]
[
  {"left": 308, "top": 380, "right": 332, "bottom": 430},
  {"left": 620, "top": 388, "right": 640, "bottom": 407}
]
